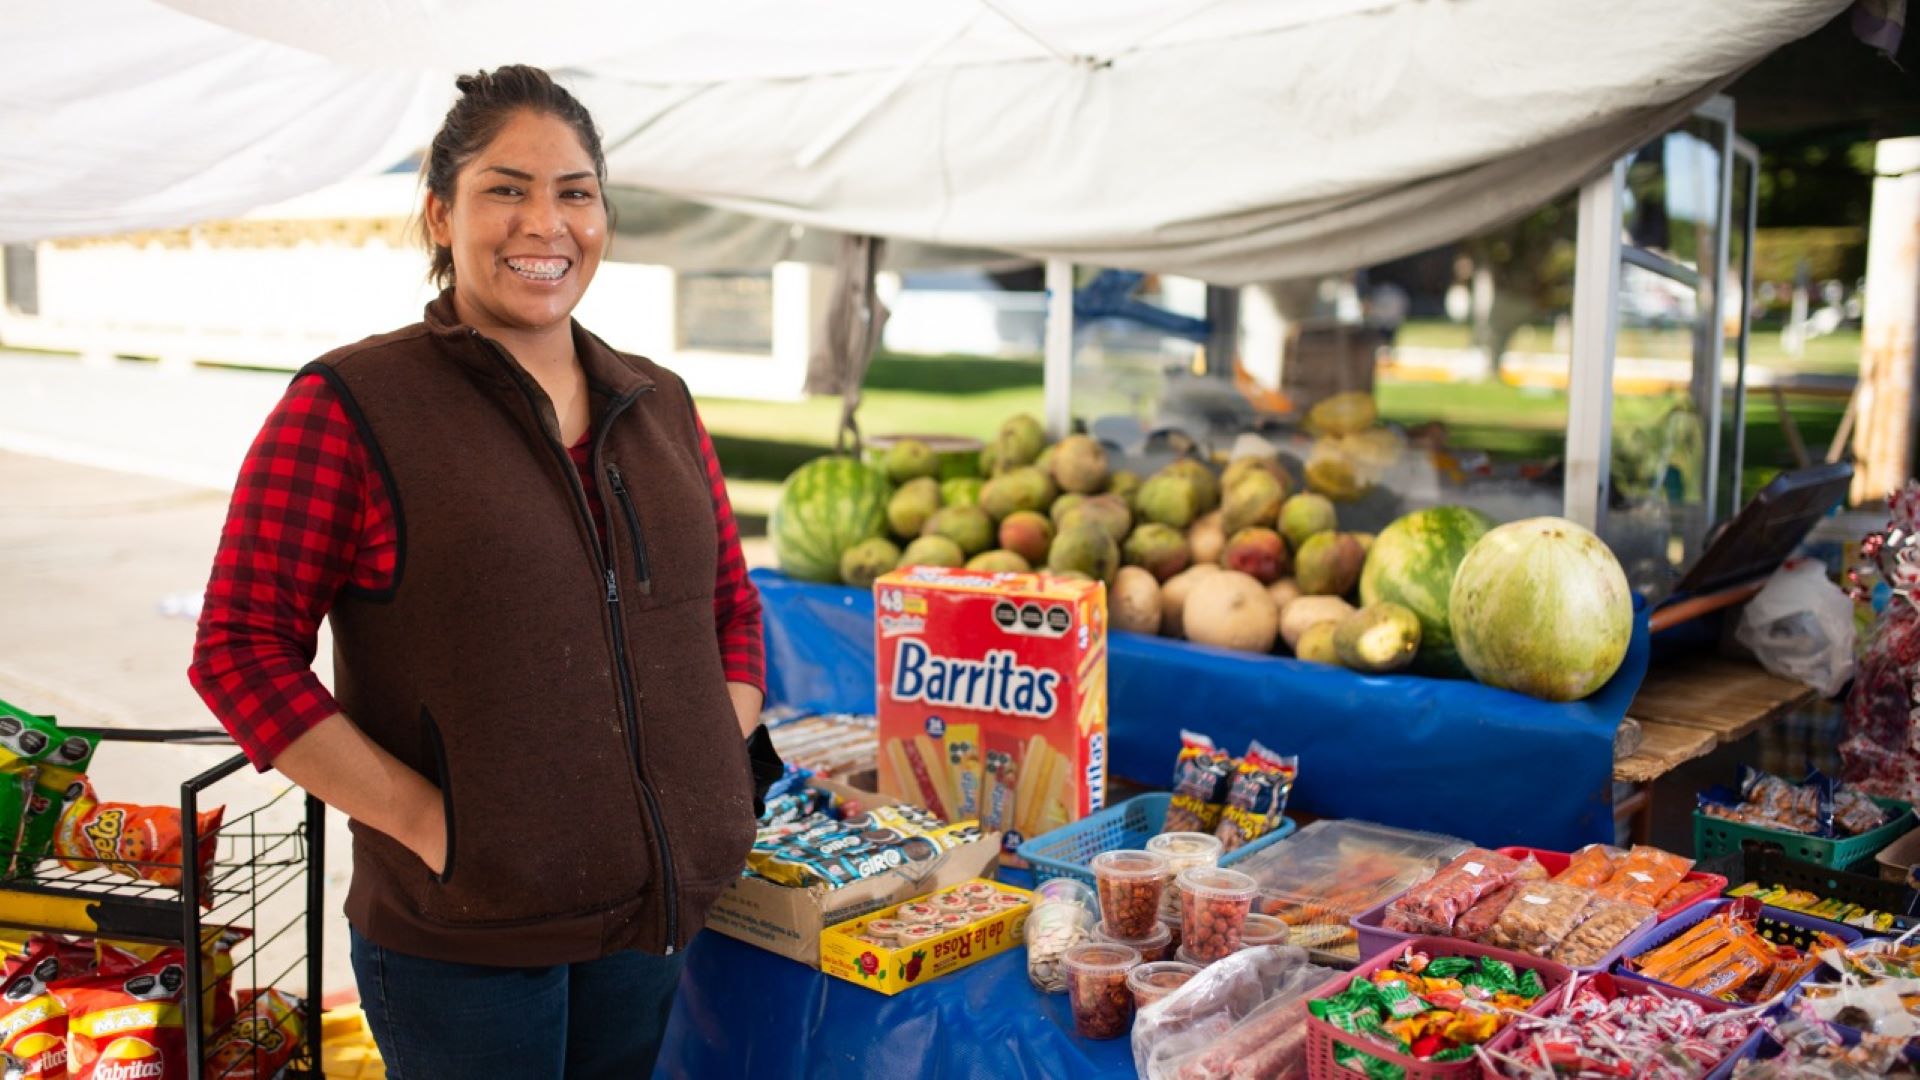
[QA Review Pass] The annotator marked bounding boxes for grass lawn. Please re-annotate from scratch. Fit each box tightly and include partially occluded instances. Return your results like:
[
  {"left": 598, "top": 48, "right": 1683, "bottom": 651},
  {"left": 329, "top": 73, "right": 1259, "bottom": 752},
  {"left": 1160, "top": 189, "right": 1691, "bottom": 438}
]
[{"left": 705, "top": 350, "right": 1846, "bottom": 535}]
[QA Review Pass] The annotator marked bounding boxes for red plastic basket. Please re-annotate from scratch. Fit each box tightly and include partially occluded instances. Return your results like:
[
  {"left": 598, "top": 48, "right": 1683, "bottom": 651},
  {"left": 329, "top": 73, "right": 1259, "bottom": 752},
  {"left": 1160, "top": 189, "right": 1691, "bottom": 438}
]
[
  {"left": 1480, "top": 971, "right": 1766, "bottom": 1078},
  {"left": 1303, "top": 936, "right": 1573, "bottom": 1080},
  {"left": 1494, "top": 847, "right": 1727, "bottom": 921}
]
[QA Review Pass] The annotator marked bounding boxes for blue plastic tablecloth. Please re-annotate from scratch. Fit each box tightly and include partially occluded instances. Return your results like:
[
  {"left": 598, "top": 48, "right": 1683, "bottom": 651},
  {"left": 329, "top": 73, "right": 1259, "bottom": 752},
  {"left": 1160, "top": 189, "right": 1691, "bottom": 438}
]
[
  {"left": 756, "top": 568, "right": 1650, "bottom": 850},
  {"left": 659, "top": 927, "right": 1134, "bottom": 1079}
]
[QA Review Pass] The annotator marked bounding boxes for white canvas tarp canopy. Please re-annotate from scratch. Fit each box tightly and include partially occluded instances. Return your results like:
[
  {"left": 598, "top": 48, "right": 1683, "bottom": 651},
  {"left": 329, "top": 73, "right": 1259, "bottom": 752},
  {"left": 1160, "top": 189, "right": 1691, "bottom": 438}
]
[{"left": 3, "top": 0, "right": 1849, "bottom": 282}]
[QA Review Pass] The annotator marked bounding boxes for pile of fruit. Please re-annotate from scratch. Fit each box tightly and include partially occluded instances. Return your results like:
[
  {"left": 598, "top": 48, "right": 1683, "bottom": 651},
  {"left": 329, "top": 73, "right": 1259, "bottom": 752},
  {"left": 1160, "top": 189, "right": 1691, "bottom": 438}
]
[{"left": 771, "top": 399, "right": 1635, "bottom": 702}]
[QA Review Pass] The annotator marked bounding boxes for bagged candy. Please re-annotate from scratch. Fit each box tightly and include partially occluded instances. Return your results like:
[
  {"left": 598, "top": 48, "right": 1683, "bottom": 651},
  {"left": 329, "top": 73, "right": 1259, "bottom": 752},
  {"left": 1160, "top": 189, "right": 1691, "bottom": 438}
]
[
  {"left": 52, "top": 781, "right": 224, "bottom": 896},
  {"left": 13, "top": 721, "right": 97, "bottom": 881},
  {"left": 1549, "top": 899, "right": 1655, "bottom": 968},
  {"left": 1383, "top": 848, "right": 1526, "bottom": 934},
  {"left": 1592, "top": 845, "right": 1694, "bottom": 908},
  {"left": 1841, "top": 484, "right": 1920, "bottom": 806},
  {"left": 50, "top": 951, "right": 189, "bottom": 1080},
  {"left": 1162, "top": 732, "right": 1233, "bottom": 835},
  {"left": 1212, "top": 742, "right": 1297, "bottom": 853},
  {"left": 1552, "top": 843, "right": 1623, "bottom": 889},
  {"left": 1482, "top": 881, "right": 1596, "bottom": 956}
]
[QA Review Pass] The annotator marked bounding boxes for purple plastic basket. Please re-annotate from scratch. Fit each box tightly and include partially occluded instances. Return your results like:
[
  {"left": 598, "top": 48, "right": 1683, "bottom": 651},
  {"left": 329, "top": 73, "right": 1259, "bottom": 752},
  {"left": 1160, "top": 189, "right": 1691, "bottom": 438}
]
[
  {"left": 1611, "top": 898, "right": 1865, "bottom": 997},
  {"left": 1482, "top": 971, "right": 1766, "bottom": 1079},
  {"left": 1349, "top": 895, "right": 1654, "bottom": 971}
]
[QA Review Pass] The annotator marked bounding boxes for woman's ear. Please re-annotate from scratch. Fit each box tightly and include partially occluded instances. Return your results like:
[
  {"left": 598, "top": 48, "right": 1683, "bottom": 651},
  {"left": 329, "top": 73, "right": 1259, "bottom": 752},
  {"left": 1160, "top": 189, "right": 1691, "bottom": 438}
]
[{"left": 425, "top": 190, "right": 452, "bottom": 249}]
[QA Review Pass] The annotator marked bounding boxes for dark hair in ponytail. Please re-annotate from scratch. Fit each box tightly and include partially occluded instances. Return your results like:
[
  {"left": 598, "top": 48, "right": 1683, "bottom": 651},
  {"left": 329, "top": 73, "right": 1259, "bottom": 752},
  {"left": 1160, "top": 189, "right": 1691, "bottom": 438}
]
[{"left": 418, "top": 65, "right": 610, "bottom": 288}]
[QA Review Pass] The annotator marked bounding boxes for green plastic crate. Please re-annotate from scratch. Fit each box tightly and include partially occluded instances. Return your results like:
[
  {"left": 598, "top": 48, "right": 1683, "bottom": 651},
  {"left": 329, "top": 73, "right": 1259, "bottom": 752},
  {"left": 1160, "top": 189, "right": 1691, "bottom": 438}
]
[{"left": 1693, "top": 796, "right": 1915, "bottom": 871}]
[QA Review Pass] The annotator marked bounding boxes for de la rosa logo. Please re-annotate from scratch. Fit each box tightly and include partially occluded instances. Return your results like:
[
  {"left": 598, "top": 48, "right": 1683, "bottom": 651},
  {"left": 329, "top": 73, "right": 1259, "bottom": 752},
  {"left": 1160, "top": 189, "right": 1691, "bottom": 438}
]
[{"left": 889, "top": 639, "right": 1060, "bottom": 718}]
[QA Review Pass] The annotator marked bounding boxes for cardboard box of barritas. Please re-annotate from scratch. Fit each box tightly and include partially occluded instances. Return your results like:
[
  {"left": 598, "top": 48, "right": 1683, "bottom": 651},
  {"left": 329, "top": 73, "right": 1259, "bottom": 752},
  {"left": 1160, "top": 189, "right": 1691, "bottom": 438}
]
[
  {"left": 704, "top": 777, "right": 1002, "bottom": 967},
  {"left": 873, "top": 567, "right": 1108, "bottom": 867}
]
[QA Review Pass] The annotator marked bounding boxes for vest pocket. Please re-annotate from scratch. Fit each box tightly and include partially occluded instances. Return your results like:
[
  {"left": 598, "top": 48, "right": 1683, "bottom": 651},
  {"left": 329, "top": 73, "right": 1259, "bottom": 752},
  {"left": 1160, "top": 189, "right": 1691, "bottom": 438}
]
[
  {"left": 421, "top": 708, "right": 456, "bottom": 884},
  {"left": 605, "top": 463, "right": 652, "bottom": 591}
]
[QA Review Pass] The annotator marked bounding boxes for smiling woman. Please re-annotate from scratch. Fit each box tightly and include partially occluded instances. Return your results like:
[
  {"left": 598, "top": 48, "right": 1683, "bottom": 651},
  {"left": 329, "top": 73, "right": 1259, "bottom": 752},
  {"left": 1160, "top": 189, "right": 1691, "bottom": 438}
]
[{"left": 186, "top": 65, "right": 781, "bottom": 1080}]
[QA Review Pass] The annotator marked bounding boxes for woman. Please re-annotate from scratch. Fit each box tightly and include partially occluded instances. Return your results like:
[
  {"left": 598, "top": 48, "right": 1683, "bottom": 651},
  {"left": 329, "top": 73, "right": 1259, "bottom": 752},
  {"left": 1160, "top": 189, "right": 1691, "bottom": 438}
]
[{"left": 189, "top": 66, "right": 779, "bottom": 1077}]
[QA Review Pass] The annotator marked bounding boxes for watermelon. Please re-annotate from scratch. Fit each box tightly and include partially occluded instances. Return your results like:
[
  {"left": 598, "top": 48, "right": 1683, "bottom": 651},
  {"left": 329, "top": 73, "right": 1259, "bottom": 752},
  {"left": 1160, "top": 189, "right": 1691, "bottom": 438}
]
[
  {"left": 1448, "top": 517, "right": 1633, "bottom": 701},
  {"left": 1358, "top": 506, "right": 1494, "bottom": 677},
  {"left": 770, "top": 456, "right": 890, "bottom": 583}
]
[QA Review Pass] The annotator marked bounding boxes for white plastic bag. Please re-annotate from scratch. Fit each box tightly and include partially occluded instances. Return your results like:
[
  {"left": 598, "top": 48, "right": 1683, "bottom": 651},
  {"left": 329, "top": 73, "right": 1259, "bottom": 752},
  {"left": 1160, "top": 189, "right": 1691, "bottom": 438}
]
[
  {"left": 1736, "top": 558, "right": 1857, "bottom": 698},
  {"left": 1130, "top": 945, "right": 1339, "bottom": 1080}
]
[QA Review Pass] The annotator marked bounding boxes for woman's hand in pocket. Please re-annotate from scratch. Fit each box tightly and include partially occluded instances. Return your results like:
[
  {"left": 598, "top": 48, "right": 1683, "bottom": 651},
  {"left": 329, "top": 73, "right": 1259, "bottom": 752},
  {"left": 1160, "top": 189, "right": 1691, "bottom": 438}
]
[{"left": 404, "top": 795, "right": 449, "bottom": 877}]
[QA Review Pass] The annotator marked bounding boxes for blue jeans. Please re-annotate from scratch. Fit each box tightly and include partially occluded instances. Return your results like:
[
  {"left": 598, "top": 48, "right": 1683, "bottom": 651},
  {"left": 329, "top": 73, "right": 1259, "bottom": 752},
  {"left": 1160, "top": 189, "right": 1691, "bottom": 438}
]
[{"left": 350, "top": 927, "right": 686, "bottom": 1080}]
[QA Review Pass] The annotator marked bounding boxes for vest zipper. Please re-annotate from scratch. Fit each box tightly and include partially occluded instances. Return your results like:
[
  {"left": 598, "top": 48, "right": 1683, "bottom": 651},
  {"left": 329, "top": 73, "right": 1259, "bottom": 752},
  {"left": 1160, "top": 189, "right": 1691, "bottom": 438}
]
[
  {"left": 604, "top": 464, "right": 652, "bottom": 593},
  {"left": 474, "top": 332, "right": 679, "bottom": 953}
]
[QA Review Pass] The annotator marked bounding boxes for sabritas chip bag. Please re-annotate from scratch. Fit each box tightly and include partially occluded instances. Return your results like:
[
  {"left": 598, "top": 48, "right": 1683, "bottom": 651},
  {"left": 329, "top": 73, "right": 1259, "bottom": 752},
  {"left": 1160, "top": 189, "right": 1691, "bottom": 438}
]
[
  {"left": 99, "top": 927, "right": 249, "bottom": 1037},
  {"left": 0, "top": 936, "right": 98, "bottom": 1079},
  {"left": 50, "top": 951, "right": 188, "bottom": 1080},
  {"left": 52, "top": 781, "right": 222, "bottom": 896},
  {"left": 14, "top": 721, "right": 98, "bottom": 880}
]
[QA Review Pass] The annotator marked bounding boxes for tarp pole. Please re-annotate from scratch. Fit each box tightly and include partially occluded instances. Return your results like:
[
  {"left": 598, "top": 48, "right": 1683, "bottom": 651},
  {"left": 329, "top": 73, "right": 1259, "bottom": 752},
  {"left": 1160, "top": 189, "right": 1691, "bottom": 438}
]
[
  {"left": 1851, "top": 137, "right": 1920, "bottom": 505},
  {"left": 1565, "top": 160, "right": 1626, "bottom": 531},
  {"left": 1694, "top": 95, "right": 1735, "bottom": 536},
  {"left": 1044, "top": 258, "right": 1075, "bottom": 439}
]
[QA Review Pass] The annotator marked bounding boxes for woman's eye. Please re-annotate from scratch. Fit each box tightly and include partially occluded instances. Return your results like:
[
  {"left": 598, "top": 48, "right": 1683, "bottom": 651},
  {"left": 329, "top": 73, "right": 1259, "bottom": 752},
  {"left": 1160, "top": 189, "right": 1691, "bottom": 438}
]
[
  {"left": 563, "top": 190, "right": 594, "bottom": 201},
  {"left": 488, "top": 185, "right": 522, "bottom": 197}
]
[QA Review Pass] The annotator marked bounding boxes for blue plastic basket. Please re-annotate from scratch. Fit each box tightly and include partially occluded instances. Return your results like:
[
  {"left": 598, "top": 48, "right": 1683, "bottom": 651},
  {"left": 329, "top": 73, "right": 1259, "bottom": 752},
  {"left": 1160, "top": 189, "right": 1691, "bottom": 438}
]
[
  {"left": 1612, "top": 898, "right": 1865, "bottom": 996},
  {"left": 1016, "top": 792, "right": 1295, "bottom": 887}
]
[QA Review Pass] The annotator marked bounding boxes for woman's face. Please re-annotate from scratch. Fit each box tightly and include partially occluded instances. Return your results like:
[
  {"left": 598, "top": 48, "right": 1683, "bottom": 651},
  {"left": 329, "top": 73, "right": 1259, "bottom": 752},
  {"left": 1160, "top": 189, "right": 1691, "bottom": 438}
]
[{"left": 426, "top": 109, "right": 607, "bottom": 336}]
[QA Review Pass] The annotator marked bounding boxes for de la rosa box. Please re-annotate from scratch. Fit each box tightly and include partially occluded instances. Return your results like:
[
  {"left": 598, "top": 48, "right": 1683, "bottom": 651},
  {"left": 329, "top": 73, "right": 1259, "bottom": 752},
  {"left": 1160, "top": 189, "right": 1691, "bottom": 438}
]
[{"left": 873, "top": 567, "right": 1108, "bottom": 862}]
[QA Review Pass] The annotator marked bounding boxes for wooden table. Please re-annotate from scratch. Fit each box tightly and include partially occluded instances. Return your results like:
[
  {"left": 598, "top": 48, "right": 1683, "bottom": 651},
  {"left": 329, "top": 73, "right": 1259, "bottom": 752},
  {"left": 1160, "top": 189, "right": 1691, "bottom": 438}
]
[{"left": 1612, "top": 658, "right": 1818, "bottom": 842}]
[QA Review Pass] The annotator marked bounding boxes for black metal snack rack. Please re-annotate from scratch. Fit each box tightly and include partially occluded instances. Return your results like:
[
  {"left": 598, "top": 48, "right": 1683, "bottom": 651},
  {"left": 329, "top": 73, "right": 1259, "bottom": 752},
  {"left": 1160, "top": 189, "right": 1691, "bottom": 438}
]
[{"left": 0, "top": 729, "right": 323, "bottom": 1079}]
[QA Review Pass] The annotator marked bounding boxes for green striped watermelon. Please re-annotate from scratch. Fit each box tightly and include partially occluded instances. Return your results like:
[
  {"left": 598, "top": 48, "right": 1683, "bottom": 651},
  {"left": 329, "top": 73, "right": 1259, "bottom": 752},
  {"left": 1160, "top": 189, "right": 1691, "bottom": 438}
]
[
  {"left": 1357, "top": 506, "right": 1494, "bottom": 677},
  {"left": 771, "top": 456, "right": 891, "bottom": 583}
]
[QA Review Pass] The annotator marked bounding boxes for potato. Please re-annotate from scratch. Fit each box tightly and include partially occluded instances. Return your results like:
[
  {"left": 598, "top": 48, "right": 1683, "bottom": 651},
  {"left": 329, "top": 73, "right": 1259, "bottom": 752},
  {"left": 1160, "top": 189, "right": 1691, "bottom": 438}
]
[
  {"left": 1279, "top": 595, "right": 1357, "bottom": 651},
  {"left": 1158, "top": 564, "right": 1222, "bottom": 638},
  {"left": 1110, "top": 567, "right": 1163, "bottom": 635}
]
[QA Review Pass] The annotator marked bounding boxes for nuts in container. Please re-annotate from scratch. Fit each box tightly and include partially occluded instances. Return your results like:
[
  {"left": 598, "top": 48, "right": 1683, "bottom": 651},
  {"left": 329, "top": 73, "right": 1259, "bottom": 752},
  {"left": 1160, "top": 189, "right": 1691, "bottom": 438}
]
[
  {"left": 1093, "top": 850, "right": 1171, "bottom": 939},
  {"left": 1178, "top": 866, "right": 1258, "bottom": 963},
  {"left": 1063, "top": 941, "right": 1142, "bottom": 1039},
  {"left": 1026, "top": 903, "right": 1094, "bottom": 993}
]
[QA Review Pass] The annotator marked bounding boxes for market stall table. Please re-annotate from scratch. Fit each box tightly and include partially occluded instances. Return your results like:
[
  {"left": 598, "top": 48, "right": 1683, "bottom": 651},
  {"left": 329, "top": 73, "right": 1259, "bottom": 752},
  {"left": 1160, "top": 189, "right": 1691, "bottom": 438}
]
[
  {"left": 1612, "top": 657, "right": 1819, "bottom": 843},
  {"left": 658, "top": 917, "right": 1137, "bottom": 1079},
  {"left": 755, "top": 569, "right": 1650, "bottom": 851}
]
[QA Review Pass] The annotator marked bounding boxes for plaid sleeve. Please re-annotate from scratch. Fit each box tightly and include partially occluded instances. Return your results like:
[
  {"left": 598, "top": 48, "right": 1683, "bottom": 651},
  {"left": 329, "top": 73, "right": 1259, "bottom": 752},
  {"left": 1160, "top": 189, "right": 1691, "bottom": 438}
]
[
  {"left": 694, "top": 406, "right": 765, "bottom": 695},
  {"left": 188, "top": 373, "right": 383, "bottom": 769}
]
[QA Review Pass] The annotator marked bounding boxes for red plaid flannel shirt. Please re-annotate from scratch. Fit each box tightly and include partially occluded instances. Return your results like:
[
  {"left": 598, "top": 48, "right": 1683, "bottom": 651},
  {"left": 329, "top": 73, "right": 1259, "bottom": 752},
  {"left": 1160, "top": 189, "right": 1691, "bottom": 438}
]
[{"left": 190, "top": 374, "right": 764, "bottom": 769}]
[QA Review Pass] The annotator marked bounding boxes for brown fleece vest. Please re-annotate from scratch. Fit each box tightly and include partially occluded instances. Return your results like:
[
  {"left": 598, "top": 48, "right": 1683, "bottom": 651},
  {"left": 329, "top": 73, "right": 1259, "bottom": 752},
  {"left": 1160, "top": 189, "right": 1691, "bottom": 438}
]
[{"left": 309, "top": 292, "right": 755, "bottom": 966}]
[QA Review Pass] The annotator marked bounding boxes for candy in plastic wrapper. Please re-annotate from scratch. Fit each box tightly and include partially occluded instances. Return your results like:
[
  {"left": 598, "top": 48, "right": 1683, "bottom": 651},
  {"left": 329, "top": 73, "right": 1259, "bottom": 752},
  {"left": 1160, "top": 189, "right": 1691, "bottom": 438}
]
[
  {"left": 1550, "top": 899, "right": 1656, "bottom": 968},
  {"left": 1211, "top": 742, "right": 1296, "bottom": 853},
  {"left": 1162, "top": 731, "right": 1234, "bottom": 835},
  {"left": 1483, "top": 881, "right": 1596, "bottom": 956},
  {"left": 1593, "top": 845, "right": 1695, "bottom": 907},
  {"left": 1384, "top": 848, "right": 1526, "bottom": 932}
]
